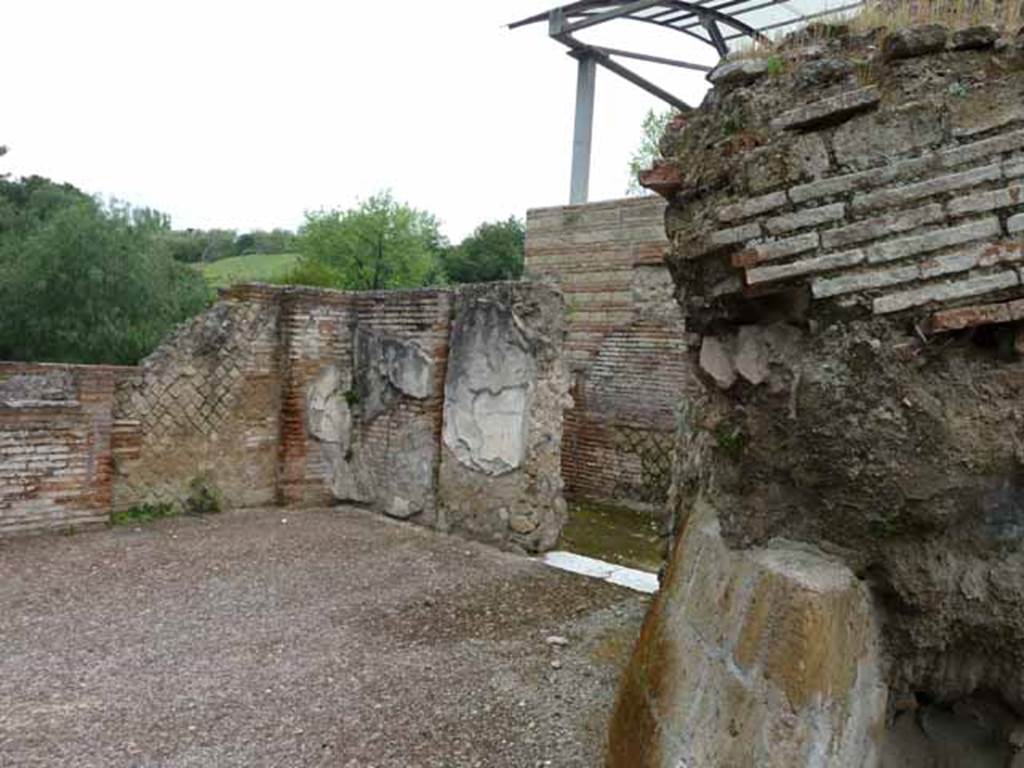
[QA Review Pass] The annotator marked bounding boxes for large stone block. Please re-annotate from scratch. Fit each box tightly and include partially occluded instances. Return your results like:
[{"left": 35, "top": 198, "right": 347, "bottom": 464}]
[
  {"left": 608, "top": 498, "right": 886, "bottom": 768},
  {"left": 438, "top": 283, "right": 569, "bottom": 552},
  {"left": 833, "top": 102, "right": 945, "bottom": 170},
  {"left": 771, "top": 86, "right": 880, "bottom": 131},
  {"left": 442, "top": 301, "right": 534, "bottom": 477}
]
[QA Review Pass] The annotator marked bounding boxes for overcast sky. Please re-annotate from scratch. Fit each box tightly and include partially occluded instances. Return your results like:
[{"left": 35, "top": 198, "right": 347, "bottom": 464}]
[{"left": 2, "top": 1, "right": 725, "bottom": 241}]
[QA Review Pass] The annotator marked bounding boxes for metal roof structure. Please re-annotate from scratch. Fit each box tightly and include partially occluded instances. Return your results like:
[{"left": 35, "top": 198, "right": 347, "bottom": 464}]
[{"left": 511, "top": 0, "right": 866, "bottom": 202}]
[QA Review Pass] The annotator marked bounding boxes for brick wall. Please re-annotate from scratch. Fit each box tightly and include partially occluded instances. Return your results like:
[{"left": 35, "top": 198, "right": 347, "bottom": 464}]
[
  {"left": 275, "top": 286, "right": 453, "bottom": 525},
  {"left": 3, "top": 283, "right": 568, "bottom": 547},
  {"left": 0, "top": 362, "right": 135, "bottom": 536},
  {"left": 525, "top": 196, "right": 692, "bottom": 507},
  {"left": 112, "top": 289, "right": 282, "bottom": 512},
  {"left": 660, "top": 42, "right": 1024, "bottom": 340}
]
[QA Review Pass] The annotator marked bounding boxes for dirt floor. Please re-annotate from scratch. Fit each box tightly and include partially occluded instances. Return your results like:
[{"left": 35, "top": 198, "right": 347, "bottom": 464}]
[{"left": 0, "top": 506, "right": 649, "bottom": 768}]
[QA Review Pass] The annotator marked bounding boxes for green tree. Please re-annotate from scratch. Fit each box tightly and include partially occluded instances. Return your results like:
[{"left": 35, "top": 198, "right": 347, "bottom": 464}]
[
  {"left": 234, "top": 228, "right": 297, "bottom": 256},
  {"left": 0, "top": 177, "right": 208, "bottom": 365},
  {"left": 443, "top": 217, "right": 525, "bottom": 284},
  {"left": 288, "top": 191, "right": 445, "bottom": 290},
  {"left": 627, "top": 108, "right": 674, "bottom": 195}
]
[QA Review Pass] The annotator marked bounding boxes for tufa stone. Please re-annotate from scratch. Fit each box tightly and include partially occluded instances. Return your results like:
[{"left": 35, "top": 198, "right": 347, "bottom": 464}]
[
  {"left": 700, "top": 336, "right": 737, "bottom": 390},
  {"left": 708, "top": 59, "right": 769, "bottom": 88},
  {"left": 951, "top": 25, "right": 999, "bottom": 51},
  {"left": 792, "top": 58, "right": 853, "bottom": 90},
  {"left": 882, "top": 24, "right": 949, "bottom": 62}
]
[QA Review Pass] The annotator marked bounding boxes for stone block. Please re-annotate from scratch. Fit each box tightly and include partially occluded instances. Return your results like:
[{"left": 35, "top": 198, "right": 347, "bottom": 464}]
[
  {"left": 764, "top": 202, "right": 845, "bottom": 236},
  {"left": 733, "top": 231, "right": 819, "bottom": 267},
  {"left": 867, "top": 217, "right": 1001, "bottom": 264},
  {"left": 813, "top": 263, "right": 921, "bottom": 299},
  {"left": 716, "top": 191, "right": 789, "bottom": 224},
  {"left": 699, "top": 336, "right": 736, "bottom": 390},
  {"left": 734, "top": 326, "right": 770, "bottom": 385},
  {"left": 834, "top": 102, "right": 945, "bottom": 171},
  {"left": 792, "top": 57, "right": 853, "bottom": 90},
  {"left": 1010, "top": 213, "right": 1024, "bottom": 234},
  {"left": 823, "top": 203, "right": 945, "bottom": 250},
  {"left": 438, "top": 282, "right": 568, "bottom": 554},
  {"left": 853, "top": 164, "right": 1003, "bottom": 214},
  {"left": 948, "top": 184, "right": 1024, "bottom": 217},
  {"left": 978, "top": 242, "right": 1024, "bottom": 268},
  {"left": 952, "top": 25, "right": 999, "bottom": 50},
  {"left": 442, "top": 302, "right": 534, "bottom": 477},
  {"left": 790, "top": 168, "right": 884, "bottom": 205},
  {"left": 709, "top": 222, "right": 762, "bottom": 248},
  {"left": 953, "top": 104, "right": 1024, "bottom": 140},
  {"left": 708, "top": 58, "right": 769, "bottom": 88},
  {"left": 928, "top": 298, "right": 1024, "bottom": 332},
  {"left": 771, "top": 86, "right": 881, "bottom": 131},
  {"left": 747, "top": 249, "right": 865, "bottom": 285},
  {"left": 940, "top": 129, "right": 1024, "bottom": 169},
  {"left": 1006, "top": 156, "right": 1024, "bottom": 180},
  {"left": 873, "top": 269, "right": 1020, "bottom": 314},
  {"left": 607, "top": 499, "right": 886, "bottom": 768},
  {"left": 882, "top": 24, "right": 949, "bottom": 61}
]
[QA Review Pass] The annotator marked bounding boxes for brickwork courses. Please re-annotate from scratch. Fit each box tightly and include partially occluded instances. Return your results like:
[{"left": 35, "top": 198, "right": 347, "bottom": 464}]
[
  {"left": 525, "top": 196, "right": 695, "bottom": 508},
  {"left": 1, "top": 283, "right": 569, "bottom": 550}
]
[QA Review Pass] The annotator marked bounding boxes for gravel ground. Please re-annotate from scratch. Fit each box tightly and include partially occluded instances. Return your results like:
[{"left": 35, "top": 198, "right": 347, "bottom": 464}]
[{"left": 0, "top": 507, "right": 649, "bottom": 767}]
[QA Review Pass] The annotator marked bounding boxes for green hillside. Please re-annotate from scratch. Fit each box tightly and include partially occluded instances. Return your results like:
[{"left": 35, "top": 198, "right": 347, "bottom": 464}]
[{"left": 198, "top": 252, "right": 300, "bottom": 288}]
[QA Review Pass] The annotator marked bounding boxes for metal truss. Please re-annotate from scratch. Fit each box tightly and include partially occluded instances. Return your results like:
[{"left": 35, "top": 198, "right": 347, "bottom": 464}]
[{"left": 511, "top": 0, "right": 866, "bottom": 202}]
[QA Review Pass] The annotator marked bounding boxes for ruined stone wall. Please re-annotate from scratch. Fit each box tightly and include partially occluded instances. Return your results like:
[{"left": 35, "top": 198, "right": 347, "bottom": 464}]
[
  {"left": 275, "top": 286, "right": 453, "bottom": 525},
  {"left": 612, "top": 21, "right": 1024, "bottom": 766},
  {"left": 0, "top": 362, "right": 135, "bottom": 535},
  {"left": 0, "top": 282, "right": 570, "bottom": 549},
  {"left": 112, "top": 288, "right": 282, "bottom": 512},
  {"left": 525, "top": 197, "right": 693, "bottom": 507},
  {"left": 438, "top": 282, "right": 570, "bottom": 552}
]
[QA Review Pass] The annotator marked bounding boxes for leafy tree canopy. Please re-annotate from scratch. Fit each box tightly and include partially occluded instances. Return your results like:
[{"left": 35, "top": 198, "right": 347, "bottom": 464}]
[
  {"left": 0, "top": 163, "right": 209, "bottom": 365},
  {"left": 287, "top": 191, "right": 445, "bottom": 291},
  {"left": 443, "top": 217, "right": 525, "bottom": 284}
]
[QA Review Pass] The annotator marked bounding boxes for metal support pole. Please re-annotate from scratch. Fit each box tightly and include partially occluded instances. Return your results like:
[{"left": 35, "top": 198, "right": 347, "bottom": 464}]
[{"left": 569, "top": 53, "right": 596, "bottom": 205}]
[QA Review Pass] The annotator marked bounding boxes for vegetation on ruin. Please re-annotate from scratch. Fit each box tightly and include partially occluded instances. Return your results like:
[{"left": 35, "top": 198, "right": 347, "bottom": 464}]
[
  {"left": 560, "top": 500, "right": 662, "bottom": 572},
  {"left": 184, "top": 475, "right": 223, "bottom": 516},
  {"left": 111, "top": 502, "right": 177, "bottom": 526},
  {"left": 628, "top": 109, "right": 675, "bottom": 195},
  {"left": 847, "top": 0, "right": 1022, "bottom": 33},
  {"left": 0, "top": 165, "right": 210, "bottom": 366},
  {"left": 728, "top": 0, "right": 1024, "bottom": 59}
]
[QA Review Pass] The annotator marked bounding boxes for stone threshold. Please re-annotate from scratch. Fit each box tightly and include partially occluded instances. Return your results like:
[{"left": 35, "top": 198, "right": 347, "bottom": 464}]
[{"left": 540, "top": 551, "right": 659, "bottom": 594}]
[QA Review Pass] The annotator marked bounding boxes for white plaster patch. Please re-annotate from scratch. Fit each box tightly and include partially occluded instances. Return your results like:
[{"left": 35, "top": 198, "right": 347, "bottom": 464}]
[{"left": 541, "top": 551, "right": 659, "bottom": 594}]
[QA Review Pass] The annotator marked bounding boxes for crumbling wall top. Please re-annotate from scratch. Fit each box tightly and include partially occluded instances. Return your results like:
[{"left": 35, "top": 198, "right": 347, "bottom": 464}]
[{"left": 646, "top": 20, "right": 1024, "bottom": 338}]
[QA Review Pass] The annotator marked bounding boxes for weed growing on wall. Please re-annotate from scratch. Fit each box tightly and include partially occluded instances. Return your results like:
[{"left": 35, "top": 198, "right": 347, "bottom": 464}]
[
  {"left": 111, "top": 503, "right": 177, "bottom": 526},
  {"left": 184, "top": 475, "right": 223, "bottom": 516}
]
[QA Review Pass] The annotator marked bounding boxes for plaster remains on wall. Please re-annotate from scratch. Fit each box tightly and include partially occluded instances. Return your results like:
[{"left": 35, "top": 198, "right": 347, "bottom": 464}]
[
  {"left": 305, "top": 364, "right": 372, "bottom": 504},
  {"left": 442, "top": 301, "right": 535, "bottom": 477}
]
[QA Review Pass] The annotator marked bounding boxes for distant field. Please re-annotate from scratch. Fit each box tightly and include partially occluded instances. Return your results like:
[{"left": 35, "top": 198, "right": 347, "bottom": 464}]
[{"left": 198, "top": 252, "right": 300, "bottom": 288}]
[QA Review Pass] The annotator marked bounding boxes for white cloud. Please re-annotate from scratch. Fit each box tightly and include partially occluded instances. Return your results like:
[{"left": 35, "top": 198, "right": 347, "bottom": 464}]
[{"left": 2, "top": 0, "right": 718, "bottom": 241}]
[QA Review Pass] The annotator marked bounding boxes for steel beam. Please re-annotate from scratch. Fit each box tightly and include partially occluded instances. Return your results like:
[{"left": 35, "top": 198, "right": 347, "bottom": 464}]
[
  {"left": 559, "top": 0, "right": 664, "bottom": 35},
  {"left": 702, "top": 16, "right": 729, "bottom": 55},
  {"left": 590, "top": 44, "right": 713, "bottom": 72},
  {"left": 588, "top": 48, "right": 691, "bottom": 112},
  {"left": 569, "top": 53, "right": 598, "bottom": 204}
]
